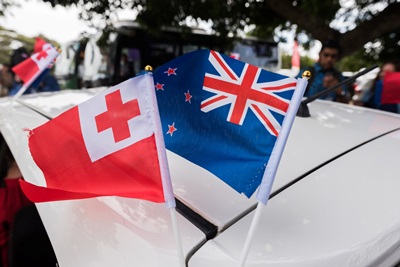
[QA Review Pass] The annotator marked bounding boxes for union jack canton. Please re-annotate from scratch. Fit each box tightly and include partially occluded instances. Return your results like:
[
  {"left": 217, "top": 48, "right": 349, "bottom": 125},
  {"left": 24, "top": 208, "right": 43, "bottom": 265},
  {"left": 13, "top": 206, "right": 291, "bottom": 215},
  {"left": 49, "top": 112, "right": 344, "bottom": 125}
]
[{"left": 201, "top": 50, "right": 297, "bottom": 136}]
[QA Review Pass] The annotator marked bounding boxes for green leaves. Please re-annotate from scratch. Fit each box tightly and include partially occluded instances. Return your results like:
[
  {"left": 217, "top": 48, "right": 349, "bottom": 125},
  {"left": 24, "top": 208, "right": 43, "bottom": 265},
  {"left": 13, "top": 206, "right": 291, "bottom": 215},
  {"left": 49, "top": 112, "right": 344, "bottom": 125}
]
[{"left": 12, "top": 0, "right": 400, "bottom": 66}]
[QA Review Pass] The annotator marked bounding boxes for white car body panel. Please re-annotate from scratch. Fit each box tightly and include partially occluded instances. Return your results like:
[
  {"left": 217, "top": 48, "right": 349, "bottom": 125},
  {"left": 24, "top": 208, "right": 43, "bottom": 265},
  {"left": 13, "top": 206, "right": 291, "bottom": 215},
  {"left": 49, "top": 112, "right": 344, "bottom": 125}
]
[
  {"left": 190, "top": 130, "right": 400, "bottom": 266},
  {"left": 1, "top": 89, "right": 400, "bottom": 266}
]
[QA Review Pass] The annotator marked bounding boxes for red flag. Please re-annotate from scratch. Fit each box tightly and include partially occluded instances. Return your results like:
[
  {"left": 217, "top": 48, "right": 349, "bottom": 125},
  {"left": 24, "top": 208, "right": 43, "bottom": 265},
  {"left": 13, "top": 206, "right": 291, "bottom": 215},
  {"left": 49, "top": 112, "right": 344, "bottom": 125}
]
[
  {"left": 12, "top": 45, "right": 59, "bottom": 85},
  {"left": 34, "top": 37, "right": 48, "bottom": 53},
  {"left": 291, "top": 38, "right": 300, "bottom": 70},
  {"left": 381, "top": 72, "right": 400, "bottom": 104},
  {"left": 21, "top": 74, "right": 170, "bottom": 204}
]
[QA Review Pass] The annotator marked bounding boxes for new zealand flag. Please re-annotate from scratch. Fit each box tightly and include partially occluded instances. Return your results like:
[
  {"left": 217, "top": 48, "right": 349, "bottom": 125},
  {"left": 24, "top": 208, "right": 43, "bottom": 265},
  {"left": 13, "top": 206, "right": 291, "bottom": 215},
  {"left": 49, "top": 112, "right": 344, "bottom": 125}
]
[{"left": 154, "top": 49, "right": 298, "bottom": 197}]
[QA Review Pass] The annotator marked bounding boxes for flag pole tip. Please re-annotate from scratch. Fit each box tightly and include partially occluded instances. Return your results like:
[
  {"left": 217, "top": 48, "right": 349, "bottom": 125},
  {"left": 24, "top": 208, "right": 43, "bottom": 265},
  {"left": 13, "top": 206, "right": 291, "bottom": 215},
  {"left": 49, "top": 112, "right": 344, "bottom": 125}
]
[
  {"left": 145, "top": 65, "right": 153, "bottom": 72},
  {"left": 302, "top": 70, "right": 311, "bottom": 80}
]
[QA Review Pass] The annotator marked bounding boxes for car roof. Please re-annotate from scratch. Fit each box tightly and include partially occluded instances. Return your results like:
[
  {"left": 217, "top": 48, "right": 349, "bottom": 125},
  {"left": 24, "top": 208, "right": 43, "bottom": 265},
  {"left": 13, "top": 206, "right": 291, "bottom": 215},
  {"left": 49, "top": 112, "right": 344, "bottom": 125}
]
[{"left": 1, "top": 89, "right": 400, "bottom": 266}]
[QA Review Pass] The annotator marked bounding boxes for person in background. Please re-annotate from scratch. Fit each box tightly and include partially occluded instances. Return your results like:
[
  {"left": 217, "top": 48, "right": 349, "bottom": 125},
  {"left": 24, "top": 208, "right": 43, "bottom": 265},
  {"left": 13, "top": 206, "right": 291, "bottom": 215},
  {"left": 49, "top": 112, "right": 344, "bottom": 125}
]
[
  {"left": 119, "top": 52, "right": 132, "bottom": 83},
  {"left": 0, "top": 65, "right": 14, "bottom": 97},
  {"left": 363, "top": 61, "right": 399, "bottom": 113},
  {"left": 6, "top": 47, "right": 29, "bottom": 96},
  {"left": 32, "top": 71, "right": 61, "bottom": 93},
  {"left": 298, "top": 39, "right": 349, "bottom": 103},
  {"left": 7, "top": 74, "right": 24, "bottom": 96},
  {"left": 0, "top": 135, "right": 33, "bottom": 267}
]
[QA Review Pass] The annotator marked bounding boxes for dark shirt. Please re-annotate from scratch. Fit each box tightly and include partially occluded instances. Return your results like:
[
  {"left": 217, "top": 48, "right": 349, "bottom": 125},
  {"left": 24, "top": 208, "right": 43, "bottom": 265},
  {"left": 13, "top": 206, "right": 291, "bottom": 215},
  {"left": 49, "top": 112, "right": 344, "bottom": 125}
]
[
  {"left": 37, "top": 75, "right": 60, "bottom": 93},
  {"left": 297, "top": 63, "right": 346, "bottom": 101},
  {"left": 8, "top": 72, "right": 60, "bottom": 96}
]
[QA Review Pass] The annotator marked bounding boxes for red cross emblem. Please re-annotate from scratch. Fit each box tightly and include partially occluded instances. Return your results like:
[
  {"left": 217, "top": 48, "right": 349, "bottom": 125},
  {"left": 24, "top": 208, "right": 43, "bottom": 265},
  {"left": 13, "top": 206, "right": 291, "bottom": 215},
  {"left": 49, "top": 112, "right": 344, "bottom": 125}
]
[
  {"left": 36, "top": 50, "right": 49, "bottom": 61},
  {"left": 95, "top": 90, "right": 141, "bottom": 142}
]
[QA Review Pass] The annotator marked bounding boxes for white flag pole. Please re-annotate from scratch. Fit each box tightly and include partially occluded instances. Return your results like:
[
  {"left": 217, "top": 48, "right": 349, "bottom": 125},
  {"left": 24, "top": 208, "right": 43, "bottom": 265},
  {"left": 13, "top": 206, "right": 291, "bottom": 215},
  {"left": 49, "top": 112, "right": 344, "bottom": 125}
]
[
  {"left": 239, "top": 74, "right": 309, "bottom": 267},
  {"left": 170, "top": 207, "right": 185, "bottom": 266},
  {"left": 145, "top": 69, "right": 185, "bottom": 267},
  {"left": 238, "top": 201, "right": 264, "bottom": 267},
  {"left": 12, "top": 71, "right": 41, "bottom": 100},
  {"left": 256, "top": 76, "right": 308, "bottom": 205}
]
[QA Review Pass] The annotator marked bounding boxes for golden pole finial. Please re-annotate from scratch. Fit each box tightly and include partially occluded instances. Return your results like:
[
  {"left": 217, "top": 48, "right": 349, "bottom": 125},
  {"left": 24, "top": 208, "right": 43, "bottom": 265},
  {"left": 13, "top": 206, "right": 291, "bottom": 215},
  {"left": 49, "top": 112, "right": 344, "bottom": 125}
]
[
  {"left": 145, "top": 65, "right": 153, "bottom": 72},
  {"left": 302, "top": 70, "right": 311, "bottom": 80}
]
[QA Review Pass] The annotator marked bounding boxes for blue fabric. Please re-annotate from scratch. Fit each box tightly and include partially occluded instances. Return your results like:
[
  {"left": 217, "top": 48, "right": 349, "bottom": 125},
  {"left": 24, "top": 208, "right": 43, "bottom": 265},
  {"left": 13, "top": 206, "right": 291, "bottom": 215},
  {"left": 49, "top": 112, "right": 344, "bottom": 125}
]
[
  {"left": 30, "top": 68, "right": 51, "bottom": 89},
  {"left": 363, "top": 79, "right": 399, "bottom": 113},
  {"left": 8, "top": 69, "right": 60, "bottom": 96},
  {"left": 154, "top": 49, "right": 296, "bottom": 197},
  {"left": 373, "top": 79, "right": 383, "bottom": 108},
  {"left": 8, "top": 81, "right": 39, "bottom": 96},
  {"left": 37, "top": 74, "right": 60, "bottom": 92},
  {"left": 297, "top": 63, "right": 345, "bottom": 100},
  {"left": 8, "top": 82, "right": 23, "bottom": 96}
]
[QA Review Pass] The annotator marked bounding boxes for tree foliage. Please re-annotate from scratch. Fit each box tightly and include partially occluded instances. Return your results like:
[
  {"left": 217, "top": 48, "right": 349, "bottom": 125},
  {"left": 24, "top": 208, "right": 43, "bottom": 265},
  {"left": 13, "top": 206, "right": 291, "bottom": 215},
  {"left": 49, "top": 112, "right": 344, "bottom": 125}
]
[
  {"left": 0, "top": 0, "right": 15, "bottom": 17},
  {"left": 40, "top": 2, "right": 398, "bottom": 50},
  {"left": 0, "top": 27, "right": 36, "bottom": 64},
  {"left": 13, "top": 0, "right": 400, "bottom": 69},
  {"left": 281, "top": 53, "right": 315, "bottom": 70},
  {"left": 0, "top": 26, "right": 59, "bottom": 65}
]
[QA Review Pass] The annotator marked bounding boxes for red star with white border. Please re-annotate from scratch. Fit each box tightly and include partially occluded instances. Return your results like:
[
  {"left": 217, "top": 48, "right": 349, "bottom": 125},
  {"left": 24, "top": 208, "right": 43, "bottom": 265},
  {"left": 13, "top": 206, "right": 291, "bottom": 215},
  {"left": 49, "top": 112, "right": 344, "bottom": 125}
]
[
  {"left": 184, "top": 90, "right": 192, "bottom": 103},
  {"left": 155, "top": 82, "right": 164, "bottom": 91},
  {"left": 164, "top": 67, "right": 177, "bottom": 76},
  {"left": 166, "top": 122, "right": 177, "bottom": 136}
]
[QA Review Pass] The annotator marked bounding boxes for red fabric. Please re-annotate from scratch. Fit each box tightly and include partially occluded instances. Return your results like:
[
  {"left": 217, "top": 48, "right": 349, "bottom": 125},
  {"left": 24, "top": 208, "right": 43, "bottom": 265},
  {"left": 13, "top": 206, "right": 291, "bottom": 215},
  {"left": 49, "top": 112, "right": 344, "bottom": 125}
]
[
  {"left": 11, "top": 48, "right": 58, "bottom": 85},
  {"left": 1, "top": 178, "right": 33, "bottom": 267},
  {"left": 11, "top": 56, "right": 39, "bottom": 83},
  {"left": 34, "top": 37, "right": 47, "bottom": 53},
  {"left": 23, "top": 105, "right": 165, "bottom": 203},
  {"left": 381, "top": 72, "right": 400, "bottom": 104},
  {"left": 291, "top": 40, "right": 300, "bottom": 69}
]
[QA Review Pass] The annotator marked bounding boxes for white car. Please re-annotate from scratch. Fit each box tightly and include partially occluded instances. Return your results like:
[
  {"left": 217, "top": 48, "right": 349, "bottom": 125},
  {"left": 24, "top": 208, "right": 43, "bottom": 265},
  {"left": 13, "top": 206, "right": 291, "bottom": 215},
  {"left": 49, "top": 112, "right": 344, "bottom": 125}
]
[{"left": 1, "top": 88, "right": 400, "bottom": 267}]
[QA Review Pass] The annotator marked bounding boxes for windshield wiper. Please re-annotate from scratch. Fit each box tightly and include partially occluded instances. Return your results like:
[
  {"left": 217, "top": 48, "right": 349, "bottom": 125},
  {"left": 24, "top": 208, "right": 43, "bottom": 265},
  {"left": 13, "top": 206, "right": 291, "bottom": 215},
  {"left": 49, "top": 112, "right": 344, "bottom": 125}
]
[{"left": 297, "top": 65, "right": 378, "bottom": 117}]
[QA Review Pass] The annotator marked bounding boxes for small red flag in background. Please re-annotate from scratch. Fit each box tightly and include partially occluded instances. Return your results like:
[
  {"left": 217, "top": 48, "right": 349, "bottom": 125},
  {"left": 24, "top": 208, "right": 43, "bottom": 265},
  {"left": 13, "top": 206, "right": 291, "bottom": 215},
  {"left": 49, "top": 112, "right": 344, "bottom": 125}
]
[
  {"left": 381, "top": 72, "right": 400, "bottom": 104},
  {"left": 12, "top": 45, "right": 58, "bottom": 85},
  {"left": 20, "top": 74, "right": 168, "bottom": 203}
]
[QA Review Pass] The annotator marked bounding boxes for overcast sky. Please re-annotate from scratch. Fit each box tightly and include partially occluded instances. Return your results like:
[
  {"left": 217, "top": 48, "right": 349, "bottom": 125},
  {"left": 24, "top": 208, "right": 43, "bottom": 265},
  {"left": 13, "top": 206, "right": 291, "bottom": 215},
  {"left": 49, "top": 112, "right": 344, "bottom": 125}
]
[{"left": 0, "top": 0, "right": 96, "bottom": 44}]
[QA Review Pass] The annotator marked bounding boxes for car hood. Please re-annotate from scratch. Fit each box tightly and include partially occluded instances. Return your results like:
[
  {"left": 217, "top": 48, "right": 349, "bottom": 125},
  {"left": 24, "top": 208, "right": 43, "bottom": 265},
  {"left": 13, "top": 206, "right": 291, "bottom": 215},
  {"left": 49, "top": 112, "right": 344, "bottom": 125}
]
[
  {"left": 190, "top": 120, "right": 400, "bottom": 267},
  {"left": 169, "top": 100, "right": 400, "bottom": 228},
  {"left": 2, "top": 90, "right": 400, "bottom": 266}
]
